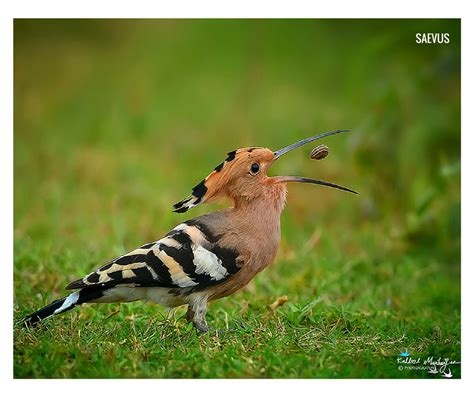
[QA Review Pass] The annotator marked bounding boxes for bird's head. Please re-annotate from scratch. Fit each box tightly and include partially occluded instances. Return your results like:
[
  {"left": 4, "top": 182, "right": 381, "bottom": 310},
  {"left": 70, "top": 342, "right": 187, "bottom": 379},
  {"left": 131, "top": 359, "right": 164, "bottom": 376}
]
[{"left": 173, "top": 129, "right": 357, "bottom": 213}]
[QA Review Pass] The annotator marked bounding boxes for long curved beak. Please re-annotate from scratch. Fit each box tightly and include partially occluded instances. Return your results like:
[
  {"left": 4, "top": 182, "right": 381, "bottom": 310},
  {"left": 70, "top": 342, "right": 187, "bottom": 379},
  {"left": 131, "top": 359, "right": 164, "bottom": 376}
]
[
  {"left": 273, "top": 176, "right": 358, "bottom": 194},
  {"left": 272, "top": 129, "right": 357, "bottom": 194}
]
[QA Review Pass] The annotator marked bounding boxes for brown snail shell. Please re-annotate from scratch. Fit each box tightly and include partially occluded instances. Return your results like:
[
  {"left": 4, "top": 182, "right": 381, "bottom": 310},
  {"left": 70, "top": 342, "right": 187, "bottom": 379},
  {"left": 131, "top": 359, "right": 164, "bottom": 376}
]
[{"left": 310, "top": 144, "right": 329, "bottom": 160}]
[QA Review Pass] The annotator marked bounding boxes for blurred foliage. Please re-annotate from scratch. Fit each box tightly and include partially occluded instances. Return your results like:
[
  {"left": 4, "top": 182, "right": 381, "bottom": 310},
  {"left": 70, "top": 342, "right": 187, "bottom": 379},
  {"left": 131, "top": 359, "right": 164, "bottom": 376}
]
[{"left": 14, "top": 19, "right": 460, "bottom": 378}]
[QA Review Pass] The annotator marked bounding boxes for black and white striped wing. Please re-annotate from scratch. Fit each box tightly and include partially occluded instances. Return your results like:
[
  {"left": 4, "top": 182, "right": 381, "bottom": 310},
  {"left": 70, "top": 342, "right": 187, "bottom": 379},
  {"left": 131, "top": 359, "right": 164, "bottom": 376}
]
[{"left": 66, "top": 221, "right": 241, "bottom": 291}]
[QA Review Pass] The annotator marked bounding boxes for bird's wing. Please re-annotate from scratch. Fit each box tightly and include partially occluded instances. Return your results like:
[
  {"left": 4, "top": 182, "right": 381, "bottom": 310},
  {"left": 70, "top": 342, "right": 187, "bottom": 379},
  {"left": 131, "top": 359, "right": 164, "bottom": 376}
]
[{"left": 66, "top": 221, "right": 241, "bottom": 291}]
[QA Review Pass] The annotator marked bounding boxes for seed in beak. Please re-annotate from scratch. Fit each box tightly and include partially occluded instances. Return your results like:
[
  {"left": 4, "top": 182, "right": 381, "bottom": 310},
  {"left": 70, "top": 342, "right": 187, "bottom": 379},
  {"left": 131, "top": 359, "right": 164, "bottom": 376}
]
[{"left": 310, "top": 144, "right": 329, "bottom": 160}]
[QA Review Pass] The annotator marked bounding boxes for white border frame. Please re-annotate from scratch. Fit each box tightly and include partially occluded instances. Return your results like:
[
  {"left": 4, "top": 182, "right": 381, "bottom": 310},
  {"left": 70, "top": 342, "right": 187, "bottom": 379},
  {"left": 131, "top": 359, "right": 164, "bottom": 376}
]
[{"left": 2, "top": 1, "right": 471, "bottom": 396}]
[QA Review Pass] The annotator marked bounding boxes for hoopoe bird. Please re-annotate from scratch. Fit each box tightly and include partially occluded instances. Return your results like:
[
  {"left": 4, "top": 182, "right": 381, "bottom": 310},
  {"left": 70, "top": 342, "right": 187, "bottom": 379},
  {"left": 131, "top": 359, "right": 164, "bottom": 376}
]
[{"left": 24, "top": 130, "right": 357, "bottom": 332}]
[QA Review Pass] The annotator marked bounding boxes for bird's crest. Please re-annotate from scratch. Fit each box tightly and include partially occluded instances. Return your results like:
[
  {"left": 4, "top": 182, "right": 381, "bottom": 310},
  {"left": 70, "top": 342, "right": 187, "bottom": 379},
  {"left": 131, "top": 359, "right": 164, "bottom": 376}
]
[{"left": 173, "top": 147, "right": 263, "bottom": 213}]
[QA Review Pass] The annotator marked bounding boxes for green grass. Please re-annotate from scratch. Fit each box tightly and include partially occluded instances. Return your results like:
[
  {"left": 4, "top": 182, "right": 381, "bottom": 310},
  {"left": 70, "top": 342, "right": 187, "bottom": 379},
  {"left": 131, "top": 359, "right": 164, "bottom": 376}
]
[
  {"left": 14, "top": 19, "right": 460, "bottom": 378},
  {"left": 15, "top": 257, "right": 460, "bottom": 378}
]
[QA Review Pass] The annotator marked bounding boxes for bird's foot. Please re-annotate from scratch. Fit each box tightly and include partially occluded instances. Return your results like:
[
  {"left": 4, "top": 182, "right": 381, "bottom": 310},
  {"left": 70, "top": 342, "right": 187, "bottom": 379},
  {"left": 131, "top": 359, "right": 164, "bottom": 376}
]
[
  {"left": 194, "top": 320, "right": 251, "bottom": 334},
  {"left": 193, "top": 321, "right": 212, "bottom": 333},
  {"left": 193, "top": 322, "right": 230, "bottom": 335}
]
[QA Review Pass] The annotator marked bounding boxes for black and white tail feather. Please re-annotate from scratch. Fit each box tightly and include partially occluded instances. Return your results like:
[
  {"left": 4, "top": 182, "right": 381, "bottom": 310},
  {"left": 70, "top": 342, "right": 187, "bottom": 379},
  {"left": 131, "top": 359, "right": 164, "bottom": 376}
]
[
  {"left": 24, "top": 288, "right": 106, "bottom": 326},
  {"left": 24, "top": 295, "right": 76, "bottom": 326}
]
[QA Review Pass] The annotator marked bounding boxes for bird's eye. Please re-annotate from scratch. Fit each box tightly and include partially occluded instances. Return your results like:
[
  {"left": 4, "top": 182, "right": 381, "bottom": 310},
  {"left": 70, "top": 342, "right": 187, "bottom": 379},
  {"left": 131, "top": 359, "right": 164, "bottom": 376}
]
[{"left": 250, "top": 163, "right": 260, "bottom": 174}]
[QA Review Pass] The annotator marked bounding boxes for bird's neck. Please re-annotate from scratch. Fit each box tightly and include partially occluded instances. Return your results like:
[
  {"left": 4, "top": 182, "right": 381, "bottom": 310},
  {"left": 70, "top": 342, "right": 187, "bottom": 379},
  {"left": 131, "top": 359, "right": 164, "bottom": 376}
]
[
  {"left": 229, "top": 183, "right": 287, "bottom": 262},
  {"left": 232, "top": 182, "right": 287, "bottom": 220}
]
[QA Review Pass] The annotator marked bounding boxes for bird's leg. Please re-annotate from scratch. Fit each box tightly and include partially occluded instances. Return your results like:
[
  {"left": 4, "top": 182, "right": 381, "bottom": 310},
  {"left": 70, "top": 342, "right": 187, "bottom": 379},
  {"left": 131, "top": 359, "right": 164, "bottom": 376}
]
[{"left": 187, "top": 297, "right": 210, "bottom": 333}]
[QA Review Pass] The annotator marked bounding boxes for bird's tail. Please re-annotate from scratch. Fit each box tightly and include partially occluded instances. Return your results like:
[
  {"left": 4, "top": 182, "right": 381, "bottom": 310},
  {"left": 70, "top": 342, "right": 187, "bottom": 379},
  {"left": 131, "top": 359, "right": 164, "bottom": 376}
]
[{"left": 23, "top": 288, "right": 105, "bottom": 327}]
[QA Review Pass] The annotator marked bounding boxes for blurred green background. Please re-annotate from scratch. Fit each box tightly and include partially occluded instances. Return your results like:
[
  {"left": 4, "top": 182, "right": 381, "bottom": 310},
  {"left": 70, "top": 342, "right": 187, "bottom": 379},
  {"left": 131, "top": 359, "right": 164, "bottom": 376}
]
[{"left": 14, "top": 19, "right": 460, "bottom": 378}]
